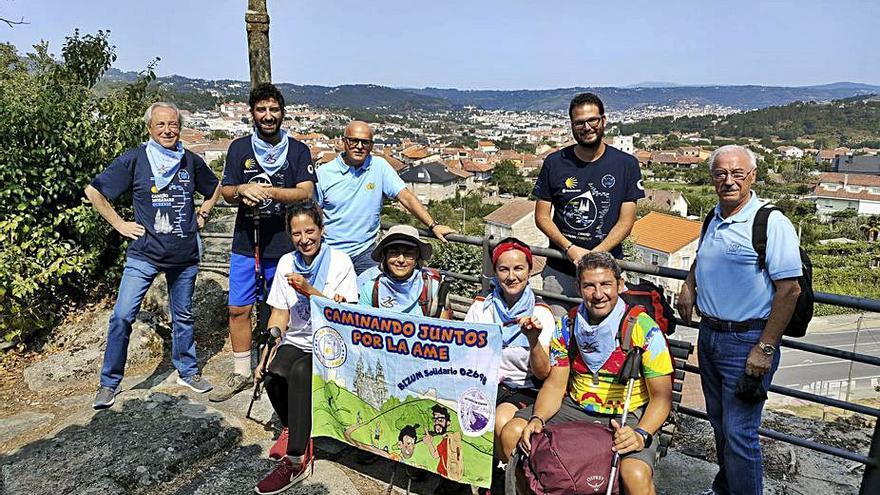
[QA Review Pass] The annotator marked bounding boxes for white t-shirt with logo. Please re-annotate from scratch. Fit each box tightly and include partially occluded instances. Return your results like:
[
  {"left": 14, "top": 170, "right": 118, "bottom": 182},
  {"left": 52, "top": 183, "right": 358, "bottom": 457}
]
[
  {"left": 267, "top": 247, "right": 358, "bottom": 352},
  {"left": 464, "top": 297, "right": 556, "bottom": 389}
]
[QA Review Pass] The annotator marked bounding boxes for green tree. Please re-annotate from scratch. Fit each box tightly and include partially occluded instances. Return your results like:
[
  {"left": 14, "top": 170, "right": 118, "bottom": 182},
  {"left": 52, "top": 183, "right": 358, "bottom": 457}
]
[
  {"left": 490, "top": 160, "right": 531, "bottom": 197},
  {"left": 0, "top": 31, "right": 156, "bottom": 342}
]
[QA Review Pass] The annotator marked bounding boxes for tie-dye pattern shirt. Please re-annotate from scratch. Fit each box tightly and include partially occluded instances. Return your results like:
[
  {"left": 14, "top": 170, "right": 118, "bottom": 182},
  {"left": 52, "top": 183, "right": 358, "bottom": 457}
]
[{"left": 550, "top": 309, "right": 673, "bottom": 415}]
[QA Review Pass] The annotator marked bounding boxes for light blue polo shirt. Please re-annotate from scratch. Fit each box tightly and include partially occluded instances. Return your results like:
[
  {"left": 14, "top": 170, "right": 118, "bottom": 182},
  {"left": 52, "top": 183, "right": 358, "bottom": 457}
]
[
  {"left": 695, "top": 192, "right": 802, "bottom": 321},
  {"left": 317, "top": 154, "right": 406, "bottom": 257}
]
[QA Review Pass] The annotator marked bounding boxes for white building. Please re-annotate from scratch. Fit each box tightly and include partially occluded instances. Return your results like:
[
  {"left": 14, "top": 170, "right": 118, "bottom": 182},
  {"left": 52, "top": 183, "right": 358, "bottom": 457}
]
[{"left": 629, "top": 212, "right": 702, "bottom": 306}]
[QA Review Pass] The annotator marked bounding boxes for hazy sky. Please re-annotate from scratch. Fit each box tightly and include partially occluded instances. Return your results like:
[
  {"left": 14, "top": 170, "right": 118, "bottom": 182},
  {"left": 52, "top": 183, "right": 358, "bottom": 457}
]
[{"left": 2, "top": 0, "right": 878, "bottom": 89}]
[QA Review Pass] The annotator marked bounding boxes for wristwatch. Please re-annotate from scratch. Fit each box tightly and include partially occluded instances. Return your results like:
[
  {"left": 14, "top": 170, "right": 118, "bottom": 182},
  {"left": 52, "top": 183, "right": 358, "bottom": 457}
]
[
  {"left": 633, "top": 427, "right": 653, "bottom": 448},
  {"left": 197, "top": 210, "right": 210, "bottom": 220},
  {"left": 758, "top": 342, "right": 776, "bottom": 356}
]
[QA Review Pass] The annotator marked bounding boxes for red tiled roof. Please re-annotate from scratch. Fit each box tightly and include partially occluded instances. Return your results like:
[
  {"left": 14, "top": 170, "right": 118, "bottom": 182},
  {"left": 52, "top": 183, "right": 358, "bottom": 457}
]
[
  {"left": 462, "top": 159, "right": 494, "bottom": 173},
  {"left": 630, "top": 212, "right": 702, "bottom": 254},
  {"left": 817, "top": 172, "right": 880, "bottom": 187},
  {"left": 484, "top": 199, "right": 535, "bottom": 227}
]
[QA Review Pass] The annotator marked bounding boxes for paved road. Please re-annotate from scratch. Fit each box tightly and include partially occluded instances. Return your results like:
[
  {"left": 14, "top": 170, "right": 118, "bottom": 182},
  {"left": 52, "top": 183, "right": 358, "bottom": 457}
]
[{"left": 674, "top": 318, "right": 880, "bottom": 401}]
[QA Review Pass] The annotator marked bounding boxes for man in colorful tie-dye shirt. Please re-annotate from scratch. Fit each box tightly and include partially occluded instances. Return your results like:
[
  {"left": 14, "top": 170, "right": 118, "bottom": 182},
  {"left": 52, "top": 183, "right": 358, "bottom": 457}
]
[{"left": 499, "top": 252, "right": 673, "bottom": 495}]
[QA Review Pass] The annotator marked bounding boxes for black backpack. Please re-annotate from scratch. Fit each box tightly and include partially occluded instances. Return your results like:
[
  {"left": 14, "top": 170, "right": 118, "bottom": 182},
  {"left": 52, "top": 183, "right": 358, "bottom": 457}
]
[{"left": 701, "top": 203, "right": 814, "bottom": 337}]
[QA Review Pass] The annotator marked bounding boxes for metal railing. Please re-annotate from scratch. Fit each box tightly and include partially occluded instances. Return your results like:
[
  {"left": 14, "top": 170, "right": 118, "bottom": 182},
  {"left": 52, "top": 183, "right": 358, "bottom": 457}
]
[{"left": 199, "top": 214, "right": 880, "bottom": 494}]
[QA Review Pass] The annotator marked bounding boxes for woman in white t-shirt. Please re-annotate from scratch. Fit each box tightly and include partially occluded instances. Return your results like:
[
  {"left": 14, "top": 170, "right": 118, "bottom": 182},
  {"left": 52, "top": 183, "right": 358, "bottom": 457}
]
[
  {"left": 464, "top": 238, "right": 555, "bottom": 454},
  {"left": 254, "top": 201, "right": 357, "bottom": 495}
]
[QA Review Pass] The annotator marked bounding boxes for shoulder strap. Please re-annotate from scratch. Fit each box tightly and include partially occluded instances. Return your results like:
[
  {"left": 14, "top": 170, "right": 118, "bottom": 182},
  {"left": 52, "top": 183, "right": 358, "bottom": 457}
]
[
  {"left": 371, "top": 275, "right": 381, "bottom": 308},
  {"left": 751, "top": 203, "right": 780, "bottom": 271},
  {"left": 566, "top": 306, "right": 578, "bottom": 363},
  {"left": 700, "top": 210, "right": 715, "bottom": 245},
  {"left": 419, "top": 270, "right": 432, "bottom": 316},
  {"left": 617, "top": 305, "right": 643, "bottom": 352}
]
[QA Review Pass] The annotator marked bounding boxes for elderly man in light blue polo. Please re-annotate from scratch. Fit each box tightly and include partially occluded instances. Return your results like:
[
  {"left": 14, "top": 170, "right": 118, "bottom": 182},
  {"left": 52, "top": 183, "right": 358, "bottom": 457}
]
[
  {"left": 317, "top": 121, "right": 455, "bottom": 285},
  {"left": 677, "top": 145, "right": 802, "bottom": 495}
]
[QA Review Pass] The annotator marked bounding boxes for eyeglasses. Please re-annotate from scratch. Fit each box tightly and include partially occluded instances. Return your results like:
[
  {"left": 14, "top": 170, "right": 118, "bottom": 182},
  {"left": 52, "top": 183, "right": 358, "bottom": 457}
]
[
  {"left": 711, "top": 169, "right": 753, "bottom": 181},
  {"left": 386, "top": 247, "right": 417, "bottom": 260},
  {"left": 344, "top": 137, "right": 374, "bottom": 148},
  {"left": 571, "top": 116, "right": 604, "bottom": 129}
]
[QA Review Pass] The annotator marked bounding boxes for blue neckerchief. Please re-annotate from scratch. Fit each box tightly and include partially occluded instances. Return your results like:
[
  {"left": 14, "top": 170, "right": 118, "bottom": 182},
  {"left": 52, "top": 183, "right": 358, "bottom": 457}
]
[
  {"left": 378, "top": 269, "right": 424, "bottom": 313},
  {"left": 145, "top": 138, "right": 184, "bottom": 191},
  {"left": 572, "top": 298, "right": 625, "bottom": 374},
  {"left": 250, "top": 129, "right": 289, "bottom": 176},
  {"left": 484, "top": 280, "right": 535, "bottom": 348},
  {"left": 292, "top": 243, "right": 331, "bottom": 315}
]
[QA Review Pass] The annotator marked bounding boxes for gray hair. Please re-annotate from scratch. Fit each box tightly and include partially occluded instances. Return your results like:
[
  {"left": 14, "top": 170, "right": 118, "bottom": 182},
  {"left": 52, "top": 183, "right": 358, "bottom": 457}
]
[
  {"left": 143, "top": 102, "right": 182, "bottom": 127},
  {"left": 708, "top": 144, "right": 757, "bottom": 170},
  {"left": 576, "top": 251, "right": 622, "bottom": 281}
]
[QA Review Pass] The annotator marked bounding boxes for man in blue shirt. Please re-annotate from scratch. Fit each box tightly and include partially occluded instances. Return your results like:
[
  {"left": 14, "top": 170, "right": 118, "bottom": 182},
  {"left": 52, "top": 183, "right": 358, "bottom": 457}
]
[
  {"left": 533, "top": 93, "right": 644, "bottom": 316},
  {"left": 316, "top": 120, "right": 455, "bottom": 286},
  {"left": 678, "top": 145, "right": 802, "bottom": 495},
  {"left": 210, "top": 83, "right": 317, "bottom": 403},
  {"left": 85, "top": 102, "right": 221, "bottom": 409}
]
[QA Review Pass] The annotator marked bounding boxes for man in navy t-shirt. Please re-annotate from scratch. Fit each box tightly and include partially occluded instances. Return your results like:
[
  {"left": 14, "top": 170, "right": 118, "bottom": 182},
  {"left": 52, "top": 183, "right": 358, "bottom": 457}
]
[
  {"left": 533, "top": 93, "right": 644, "bottom": 315},
  {"left": 85, "top": 102, "right": 221, "bottom": 409},
  {"left": 210, "top": 83, "right": 317, "bottom": 403}
]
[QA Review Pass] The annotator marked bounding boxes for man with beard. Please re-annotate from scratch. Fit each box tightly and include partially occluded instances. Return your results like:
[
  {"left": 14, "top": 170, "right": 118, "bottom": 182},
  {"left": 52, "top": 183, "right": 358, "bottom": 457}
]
[
  {"left": 677, "top": 146, "right": 802, "bottom": 495},
  {"left": 317, "top": 121, "right": 455, "bottom": 285},
  {"left": 210, "top": 83, "right": 317, "bottom": 402},
  {"left": 533, "top": 93, "right": 644, "bottom": 315},
  {"left": 423, "top": 405, "right": 463, "bottom": 485},
  {"left": 87, "top": 102, "right": 221, "bottom": 409}
]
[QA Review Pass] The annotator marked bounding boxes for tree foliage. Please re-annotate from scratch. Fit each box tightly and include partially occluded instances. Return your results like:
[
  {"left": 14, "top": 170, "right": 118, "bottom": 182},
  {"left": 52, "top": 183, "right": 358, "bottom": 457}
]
[
  {"left": 0, "top": 31, "right": 156, "bottom": 342},
  {"left": 490, "top": 160, "right": 532, "bottom": 197}
]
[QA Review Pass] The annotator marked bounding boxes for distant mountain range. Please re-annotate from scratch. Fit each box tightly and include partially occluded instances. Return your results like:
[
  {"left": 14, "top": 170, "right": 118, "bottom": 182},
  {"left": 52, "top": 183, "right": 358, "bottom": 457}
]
[{"left": 104, "top": 69, "right": 879, "bottom": 113}]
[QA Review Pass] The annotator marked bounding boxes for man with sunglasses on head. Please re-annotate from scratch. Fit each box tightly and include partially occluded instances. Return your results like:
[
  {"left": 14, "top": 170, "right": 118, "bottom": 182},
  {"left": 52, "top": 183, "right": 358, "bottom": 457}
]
[
  {"left": 534, "top": 92, "right": 644, "bottom": 316},
  {"left": 209, "top": 83, "right": 317, "bottom": 403},
  {"left": 316, "top": 120, "right": 455, "bottom": 286},
  {"left": 677, "top": 145, "right": 802, "bottom": 495}
]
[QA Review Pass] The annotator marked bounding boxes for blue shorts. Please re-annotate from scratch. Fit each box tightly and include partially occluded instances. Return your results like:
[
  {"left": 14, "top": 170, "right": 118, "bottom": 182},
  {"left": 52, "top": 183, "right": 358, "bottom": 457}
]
[{"left": 228, "top": 252, "right": 280, "bottom": 307}]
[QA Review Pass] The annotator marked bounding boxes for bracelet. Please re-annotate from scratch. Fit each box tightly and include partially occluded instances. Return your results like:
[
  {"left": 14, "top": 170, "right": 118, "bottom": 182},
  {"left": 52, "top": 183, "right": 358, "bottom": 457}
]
[
  {"left": 428, "top": 221, "right": 438, "bottom": 230},
  {"left": 233, "top": 185, "right": 241, "bottom": 199},
  {"left": 564, "top": 243, "right": 575, "bottom": 253},
  {"left": 528, "top": 415, "right": 545, "bottom": 427},
  {"left": 198, "top": 210, "right": 210, "bottom": 220}
]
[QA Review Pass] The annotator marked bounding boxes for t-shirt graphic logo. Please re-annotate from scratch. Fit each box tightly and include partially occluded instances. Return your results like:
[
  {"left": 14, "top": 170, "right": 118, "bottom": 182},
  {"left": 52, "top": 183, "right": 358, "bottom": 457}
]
[
  {"left": 178, "top": 169, "right": 190, "bottom": 181},
  {"left": 154, "top": 210, "right": 173, "bottom": 234},
  {"left": 562, "top": 189, "right": 598, "bottom": 231},
  {"left": 248, "top": 172, "right": 274, "bottom": 211},
  {"left": 601, "top": 174, "right": 615, "bottom": 189},
  {"left": 244, "top": 158, "right": 256, "bottom": 170},
  {"left": 366, "top": 182, "right": 376, "bottom": 191},
  {"left": 564, "top": 177, "right": 578, "bottom": 189}
]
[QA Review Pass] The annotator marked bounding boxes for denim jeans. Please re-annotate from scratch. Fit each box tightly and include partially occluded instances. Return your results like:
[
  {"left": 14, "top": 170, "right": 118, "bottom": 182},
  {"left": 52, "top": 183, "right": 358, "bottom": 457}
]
[
  {"left": 698, "top": 322, "right": 780, "bottom": 495},
  {"left": 99, "top": 257, "right": 200, "bottom": 389}
]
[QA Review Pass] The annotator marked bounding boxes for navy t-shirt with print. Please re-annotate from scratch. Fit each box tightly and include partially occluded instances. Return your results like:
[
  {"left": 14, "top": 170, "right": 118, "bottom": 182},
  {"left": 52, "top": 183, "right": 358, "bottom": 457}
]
[
  {"left": 533, "top": 145, "right": 644, "bottom": 274},
  {"left": 222, "top": 135, "right": 316, "bottom": 259},
  {"left": 91, "top": 145, "right": 219, "bottom": 267}
]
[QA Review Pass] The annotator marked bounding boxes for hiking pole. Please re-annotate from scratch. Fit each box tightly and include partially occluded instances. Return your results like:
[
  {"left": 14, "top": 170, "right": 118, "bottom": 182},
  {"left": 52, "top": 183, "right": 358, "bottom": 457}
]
[
  {"left": 246, "top": 325, "right": 281, "bottom": 421},
  {"left": 246, "top": 205, "right": 271, "bottom": 421},
  {"left": 606, "top": 346, "right": 644, "bottom": 495}
]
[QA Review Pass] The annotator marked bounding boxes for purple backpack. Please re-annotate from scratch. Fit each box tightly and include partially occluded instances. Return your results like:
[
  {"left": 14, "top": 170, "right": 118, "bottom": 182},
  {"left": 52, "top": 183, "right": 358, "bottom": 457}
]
[{"left": 523, "top": 420, "right": 618, "bottom": 495}]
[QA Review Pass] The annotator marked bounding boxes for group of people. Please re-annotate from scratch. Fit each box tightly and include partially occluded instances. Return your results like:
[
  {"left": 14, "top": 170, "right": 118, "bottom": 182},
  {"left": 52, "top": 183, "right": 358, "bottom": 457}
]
[{"left": 85, "top": 87, "right": 802, "bottom": 495}]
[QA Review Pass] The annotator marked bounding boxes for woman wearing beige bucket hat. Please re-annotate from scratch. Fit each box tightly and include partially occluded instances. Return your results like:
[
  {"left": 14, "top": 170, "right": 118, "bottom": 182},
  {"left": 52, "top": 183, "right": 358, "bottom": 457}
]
[{"left": 357, "top": 224, "right": 446, "bottom": 318}]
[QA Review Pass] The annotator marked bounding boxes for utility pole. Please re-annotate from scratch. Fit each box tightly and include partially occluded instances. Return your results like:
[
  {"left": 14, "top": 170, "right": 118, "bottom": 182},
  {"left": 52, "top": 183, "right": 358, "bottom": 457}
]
[
  {"left": 245, "top": 0, "right": 272, "bottom": 88},
  {"left": 844, "top": 314, "right": 863, "bottom": 403}
]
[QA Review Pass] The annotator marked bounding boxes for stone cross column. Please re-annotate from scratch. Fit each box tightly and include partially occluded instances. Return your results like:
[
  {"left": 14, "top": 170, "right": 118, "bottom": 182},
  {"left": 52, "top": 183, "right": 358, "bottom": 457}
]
[{"left": 245, "top": 0, "right": 271, "bottom": 88}]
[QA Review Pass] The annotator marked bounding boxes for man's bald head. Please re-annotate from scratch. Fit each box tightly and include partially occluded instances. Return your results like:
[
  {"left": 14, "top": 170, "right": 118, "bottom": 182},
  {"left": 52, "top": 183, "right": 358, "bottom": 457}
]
[{"left": 342, "top": 120, "right": 375, "bottom": 167}]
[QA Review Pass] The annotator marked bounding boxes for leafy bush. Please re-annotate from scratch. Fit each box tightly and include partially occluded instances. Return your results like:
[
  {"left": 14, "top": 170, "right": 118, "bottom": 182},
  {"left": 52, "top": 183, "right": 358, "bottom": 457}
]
[{"left": 0, "top": 31, "right": 155, "bottom": 342}]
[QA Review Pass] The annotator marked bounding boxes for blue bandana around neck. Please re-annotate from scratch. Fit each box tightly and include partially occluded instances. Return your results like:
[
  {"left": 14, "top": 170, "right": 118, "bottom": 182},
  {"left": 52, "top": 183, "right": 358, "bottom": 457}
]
[
  {"left": 378, "top": 269, "right": 424, "bottom": 313},
  {"left": 251, "top": 129, "right": 289, "bottom": 177},
  {"left": 485, "top": 279, "right": 535, "bottom": 348},
  {"left": 145, "top": 138, "right": 184, "bottom": 191},
  {"left": 292, "top": 242, "right": 331, "bottom": 315},
  {"left": 572, "top": 298, "right": 626, "bottom": 374}
]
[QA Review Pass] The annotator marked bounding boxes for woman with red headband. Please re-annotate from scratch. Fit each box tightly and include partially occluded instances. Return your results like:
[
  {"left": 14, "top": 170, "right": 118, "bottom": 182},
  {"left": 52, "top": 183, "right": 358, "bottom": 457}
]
[{"left": 464, "top": 237, "right": 555, "bottom": 491}]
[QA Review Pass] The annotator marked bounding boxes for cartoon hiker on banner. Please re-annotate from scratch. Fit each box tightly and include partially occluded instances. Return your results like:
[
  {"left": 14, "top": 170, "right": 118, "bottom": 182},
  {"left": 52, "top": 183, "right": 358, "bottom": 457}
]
[
  {"left": 423, "top": 405, "right": 464, "bottom": 481},
  {"left": 343, "top": 422, "right": 421, "bottom": 462}
]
